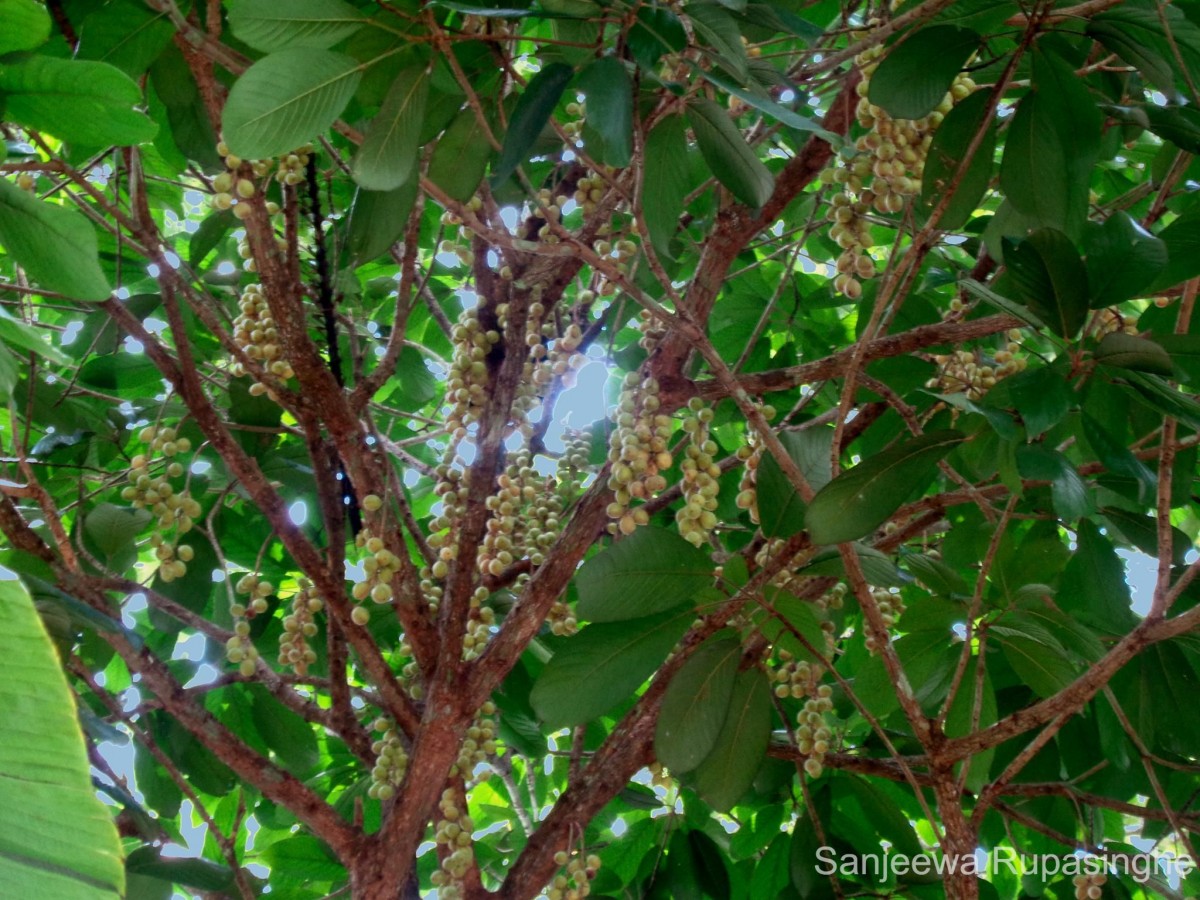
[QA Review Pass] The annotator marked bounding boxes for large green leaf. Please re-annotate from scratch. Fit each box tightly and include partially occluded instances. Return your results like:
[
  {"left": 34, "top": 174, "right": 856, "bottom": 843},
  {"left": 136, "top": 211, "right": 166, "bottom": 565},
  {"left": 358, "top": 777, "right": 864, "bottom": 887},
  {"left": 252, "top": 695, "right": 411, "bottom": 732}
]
[
  {"left": 804, "top": 430, "right": 965, "bottom": 545},
  {"left": 0, "top": 0, "right": 51, "bottom": 55},
  {"left": 0, "top": 55, "right": 157, "bottom": 147},
  {"left": 641, "top": 114, "right": 690, "bottom": 260},
  {"left": 352, "top": 65, "right": 429, "bottom": 191},
  {"left": 999, "top": 47, "right": 1101, "bottom": 237},
  {"left": 228, "top": 0, "right": 367, "bottom": 51},
  {"left": 918, "top": 89, "right": 996, "bottom": 230},
  {"left": 529, "top": 607, "right": 692, "bottom": 726},
  {"left": 1150, "top": 206, "right": 1200, "bottom": 290},
  {"left": 342, "top": 181, "right": 418, "bottom": 265},
  {"left": 76, "top": 0, "right": 174, "bottom": 76},
  {"left": 491, "top": 62, "right": 574, "bottom": 183},
  {"left": 577, "top": 57, "right": 632, "bottom": 168},
  {"left": 1014, "top": 445, "right": 1092, "bottom": 521},
  {"left": 575, "top": 526, "right": 713, "bottom": 622},
  {"left": 0, "top": 577, "right": 124, "bottom": 898},
  {"left": 1094, "top": 332, "right": 1174, "bottom": 377},
  {"left": 687, "top": 97, "right": 774, "bottom": 208},
  {"left": 222, "top": 49, "right": 362, "bottom": 159},
  {"left": 1058, "top": 520, "right": 1137, "bottom": 633},
  {"left": 0, "top": 179, "right": 111, "bottom": 301},
  {"left": 756, "top": 427, "right": 834, "bottom": 538},
  {"left": 689, "top": 667, "right": 772, "bottom": 811},
  {"left": 1084, "top": 212, "right": 1167, "bottom": 308},
  {"left": 428, "top": 106, "right": 494, "bottom": 202},
  {"left": 995, "top": 630, "right": 1077, "bottom": 699},
  {"left": 867, "top": 25, "right": 979, "bottom": 120},
  {"left": 1002, "top": 228, "right": 1088, "bottom": 339},
  {"left": 0, "top": 309, "right": 69, "bottom": 366},
  {"left": 1088, "top": 2, "right": 1200, "bottom": 101},
  {"left": 655, "top": 635, "right": 741, "bottom": 773},
  {"left": 943, "top": 658, "right": 996, "bottom": 792}
]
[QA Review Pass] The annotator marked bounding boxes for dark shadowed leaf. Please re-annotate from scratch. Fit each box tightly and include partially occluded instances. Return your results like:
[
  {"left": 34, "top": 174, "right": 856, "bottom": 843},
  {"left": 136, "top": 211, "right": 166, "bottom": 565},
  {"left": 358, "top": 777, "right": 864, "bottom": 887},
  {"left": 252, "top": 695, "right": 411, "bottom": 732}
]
[
  {"left": 1085, "top": 212, "right": 1167, "bottom": 308},
  {"left": 868, "top": 25, "right": 980, "bottom": 120},
  {"left": 642, "top": 115, "right": 690, "bottom": 260},
  {"left": 352, "top": 66, "right": 429, "bottom": 191},
  {"left": 919, "top": 89, "right": 996, "bottom": 230},
  {"left": 530, "top": 607, "right": 692, "bottom": 726},
  {"left": 577, "top": 57, "right": 632, "bottom": 167},
  {"left": 1003, "top": 228, "right": 1088, "bottom": 339},
  {"left": 428, "top": 105, "right": 494, "bottom": 202},
  {"left": 1095, "top": 332, "right": 1175, "bottom": 376},
  {"left": 687, "top": 97, "right": 774, "bottom": 208},
  {"left": 491, "top": 62, "right": 574, "bottom": 183},
  {"left": 756, "top": 427, "right": 833, "bottom": 538},
  {"left": 655, "top": 635, "right": 741, "bottom": 773},
  {"left": 576, "top": 526, "right": 712, "bottom": 622},
  {"left": 805, "top": 430, "right": 965, "bottom": 545},
  {"left": 690, "top": 667, "right": 772, "bottom": 811}
]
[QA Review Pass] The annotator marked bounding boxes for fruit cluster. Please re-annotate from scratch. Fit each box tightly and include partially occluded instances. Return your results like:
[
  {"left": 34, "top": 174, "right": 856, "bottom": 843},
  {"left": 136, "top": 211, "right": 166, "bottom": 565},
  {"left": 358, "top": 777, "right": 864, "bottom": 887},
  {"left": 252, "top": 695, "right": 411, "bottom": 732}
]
[
  {"left": 430, "top": 788, "right": 476, "bottom": 899},
  {"left": 368, "top": 717, "right": 409, "bottom": 801},
  {"left": 676, "top": 399, "right": 721, "bottom": 547},
  {"left": 605, "top": 374, "right": 671, "bottom": 534},
  {"left": 120, "top": 425, "right": 200, "bottom": 582},
  {"left": 926, "top": 330, "right": 1026, "bottom": 400},
  {"left": 547, "top": 850, "right": 602, "bottom": 900},
  {"left": 480, "top": 449, "right": 563, "bottom": 576},
  {"left": 226, "top": 573, "right": 273, "bottom": 676},
  {"left": 230, "top": 282, "right": 295, "bottom": 392},
  {"left": 1072, "top": 873, "right": 1107, "bottom": 899},
  {"left": 445, "top": 307, "right": 499, "bottom": 439},
  {"left": 351, "top": 527, "right": 402, "bottom": 624},
  {"left": 863, "top": 586, "right": 905, "bottom": 654},
  {"left": 822, "top": 32, "right": 976, "bottom": 298},
  {"left": 278, "top": 577, "right": 322, "bottom": 675}
]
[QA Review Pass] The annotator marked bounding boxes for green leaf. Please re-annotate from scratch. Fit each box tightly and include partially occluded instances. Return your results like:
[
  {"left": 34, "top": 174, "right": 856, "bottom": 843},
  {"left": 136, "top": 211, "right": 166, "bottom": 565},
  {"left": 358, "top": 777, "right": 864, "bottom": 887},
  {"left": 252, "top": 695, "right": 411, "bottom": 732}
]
[
  {"left": 1142, "top": 104, "right": 1200, "bottom": 153},
  {"left": 900, "top": 551, "right": 970, "bottom": 597},
  {"left": 76, "top": 0, "right": 174, "bottom": 77},
  {"left": 84, "top": 503, "right": 151, "bottom": 560},
  {"left": 687, "top": 97, "right": 774, "bottom": 208},
  {"left": 642, "top": 114, "right": 690, "bottom": 260},
  {"left": 1014, "top": 445, "right": 1092, "bottom": 521},
  {"left": 696, "top": 66, "right": 836, "bottom": 141},
  {"left": 0, "top": 55, "right": 158, "bottom": 147},
  {"left": 188, "top": 211, "right": 235, "bottom": 266},
  {"left": 341, "top": 181, "right": 418, "bottom": 265},
  {"left": 124, "top": 847, "right": 235, "bottom": 892},
  {"left": 804, "top": 430, "right": 965, "bottom": 545},
  {"left": 352, "top": 65, "right": 429, "bottom": 191},
  {"left": 222, "top": 49, "right": 362, "bottom": 159},
  {"left": 0, "top": 577, "right": 124, "bottom": 898},
  {"left": 428, "top": 106, "right": 494, "bottom": 202},
  {"left": 1007, "top": 365, "right": 1072, "bottom": 439},
  {"left": 918, "top": 89, "right": 996, "bottom": 230},
  {"left": 1003, "top": 228, "right": 1088, "bottom": 339},
  {"left": 1058, "top": 519, "right": 1137, "bottom": 632},
  {"left": 1150, "top": 206, "right": 1200, "bottom": 290},
  {"left": 689, "top": 667, "right": 772, "bottom": 812},
  {"left": 1081, "top": 413, "right": 1157, "bottom": 499},
  {"left": 840, "top": 777, "right": 923, "bottom": 856},
  {"left": 1084, "top": 212, "right": 1167, "bottom": 308},
  {"left": 248, "top": 684, "right": 320, "bottom": 774},
  {"left": 996, "top": 632, "right": 1077, "bottom": 699},
  {"left": 943, "top": 658, "right": 996, "bottom": 791},
  {"left": 756, "top": 590, "right": 828, "bottom": 662},
  {"left": 0, "top": 0, "right": 51, "bottom": 55},
  {"left": 1153, "top": 333, "right": 1200, "bottom": 385},
  {"left": 655, "top": 635, "right": 741, "bottom": 773},
  {"left": 756, "top": 427, "right": 833, "bottom": 538},
  {"left": 491, "top": 62, "right": 574, "bottom": 183},
  {"left": 228, "top": 0, "right": 367, "bottom": 51},
  {"left": 576, "top": 526, "right": 713, "bottom": 622},
  {"left": 0, "top": 179, "right": 111, "bottom": 301},
  {"left": 1095, "top": 332, "right": 1175, "bottom": 377},
  {"left": 577, "top": 57, "right": 632, "bottom": 168},
  {"left": 798, "top": 544, "right": 905, "bottom": 588},
  {"left": 868, "top": 25, "right": 979, "bottom": 120},
  {"left": 960, "top": 278, "right": 1048, "bottom": 332},
  {"left": 685, "top": 2, "right": 748, "bottom": 81},
  {"left": 529, "top": 607, "right": 691, "bottom": 726},
  {"left": 999, "top": 48, "right": 1101, "bottom": 237},
  {"left": 1088, "top": 2, "right": 1200, "bottom": 101},
  {"left": 0, "top": 309, "right": 69, "bottom": 366}
]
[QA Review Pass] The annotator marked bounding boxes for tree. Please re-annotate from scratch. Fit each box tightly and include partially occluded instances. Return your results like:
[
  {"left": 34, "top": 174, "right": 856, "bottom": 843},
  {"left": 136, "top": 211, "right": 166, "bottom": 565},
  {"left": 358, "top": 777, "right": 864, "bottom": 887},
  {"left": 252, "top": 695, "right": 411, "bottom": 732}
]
[{"left": 1, "top": 0, "right": 1199, "bottom": 897}]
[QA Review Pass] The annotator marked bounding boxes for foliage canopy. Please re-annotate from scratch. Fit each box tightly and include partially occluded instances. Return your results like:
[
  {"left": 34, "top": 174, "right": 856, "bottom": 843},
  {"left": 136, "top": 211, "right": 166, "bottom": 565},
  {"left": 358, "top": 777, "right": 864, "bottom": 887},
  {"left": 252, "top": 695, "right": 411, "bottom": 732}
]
[{"left": 2, "top": 1, "right": 1200, "bottom": 898}]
